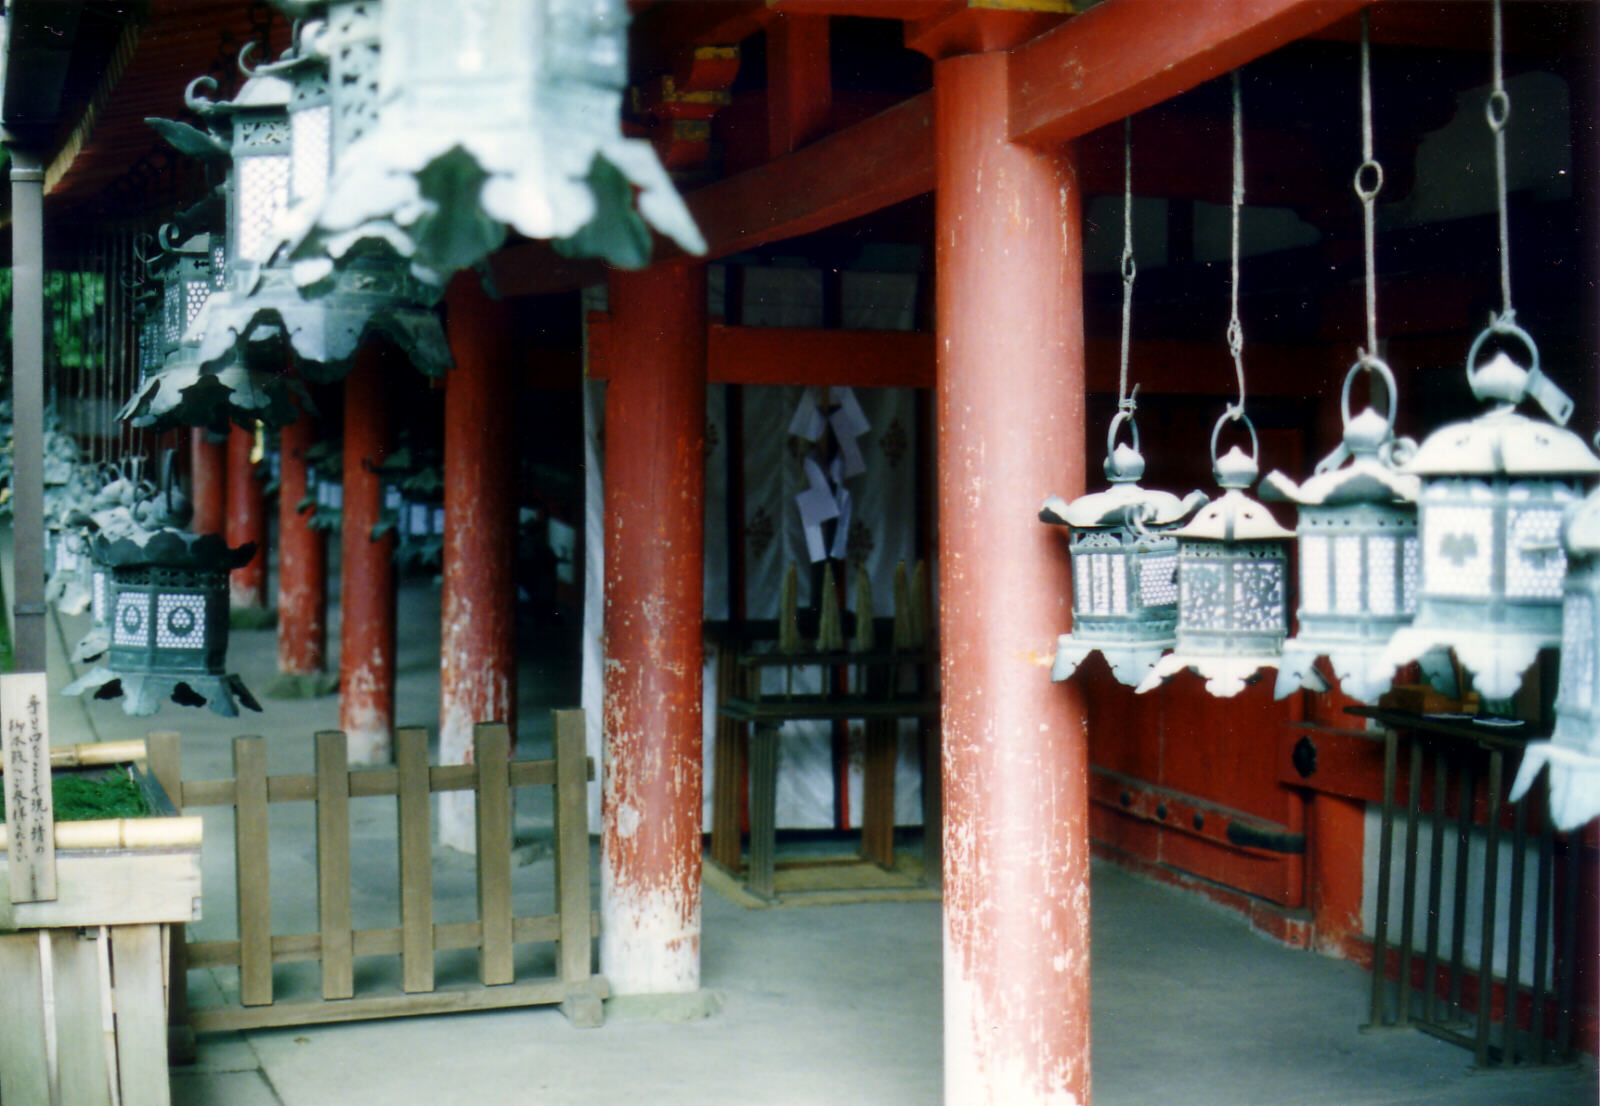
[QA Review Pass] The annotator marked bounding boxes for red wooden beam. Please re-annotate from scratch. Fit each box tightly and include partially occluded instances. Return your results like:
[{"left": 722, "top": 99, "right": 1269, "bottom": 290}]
[
  {"left": 1007, "top": 0, "right": 1373, "bottom": 148},
  {"left": 684, "top": 90, "right": 934, "bottom": 259},
  {"left": 767, "top": 14, "right": 832, "bottom": 158}
]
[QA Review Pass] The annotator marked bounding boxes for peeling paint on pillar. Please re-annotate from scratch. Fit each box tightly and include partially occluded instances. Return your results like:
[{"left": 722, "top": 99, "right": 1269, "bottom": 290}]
[
  {"left": 340, "top": 344, "right": 397, "bottom": 766},
  {"left": 600, "top": 263, "right": 707, "bottom": 995},
  {"left": 439, "top": 274, "right": 518, "bottom": 853},
  {"left": 191, "top": 428, "right": 226, "bottom": 537},
  {"left": 226, "top": 424, "right": 267, "bottom": 608},
  {"left": 278, "top": 409, "right": 327, "bottom": 675},
  {"left": 935, "top": 52, "right": 1090, "bottom": 1106}
]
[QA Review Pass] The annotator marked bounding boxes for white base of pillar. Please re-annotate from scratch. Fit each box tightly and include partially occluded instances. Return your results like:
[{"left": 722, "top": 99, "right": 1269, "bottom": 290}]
[
  {"left": 599, "top": 879, "right": 701, "bottom": 996},
  {"left": 437, "top": 789, "right": 477, "bottom": 854},
  {"left": 343, "top": 725, "right": 390, "bottom": 766}
]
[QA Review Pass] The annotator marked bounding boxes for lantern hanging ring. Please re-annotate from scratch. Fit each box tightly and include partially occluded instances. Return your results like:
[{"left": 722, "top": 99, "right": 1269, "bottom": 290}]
[
  {"left": 1353, "top": 159, "right": 1384, "bottom": 204},
  {"left": 1210, "top": 408, "right": 1259, "bottom": 468},
  {"left": 184, "top": 74, "right": 221, "bottom": 115},
  {"left": 1106, "top": 407, "right": 1141, "bottom": 460},
  {"left": 1466, "top": 312, "right": 1540, "bottom": 392},
  {"left": 1340, "top": 355, "right": 1399, "bottom": 432}
]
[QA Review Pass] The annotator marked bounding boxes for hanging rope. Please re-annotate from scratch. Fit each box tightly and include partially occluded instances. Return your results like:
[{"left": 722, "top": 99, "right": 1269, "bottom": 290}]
[
  {"left": 1487, "top": 0, "right": 1513, "bottom": 323},
  {"left": 1116, "top": 115, "right": 1138, "bottom": 418},
  {"left": 1354, "top": 10, "right": 1385, "bottom": 363},
  {"left": 1225, "top": 69, "right": 1246, "bottom": 421}
]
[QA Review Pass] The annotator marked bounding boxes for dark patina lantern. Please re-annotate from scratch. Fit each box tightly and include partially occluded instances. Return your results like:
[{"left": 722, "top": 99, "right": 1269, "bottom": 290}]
[
  {"left": 1264, "top": 359, "right": 1423, "bottom": 703},
  {"left": 1042, "top": 412, "right": 1206, "bottom": 686},
  {"left": 1383, "top": 325, "right": 1600, "bottom": 699},
  {"left": 1139, "top": 419, "right": 1302, "bottom": 699},
  {"left": 188, "top": 27, "right": 451, "bottom": 379},
  {"left": 1511, "top": 480, "right": 1600, "bottom": 829},
  {"left": 271, "top": 0, "right": 705, "bottom": 286},
  {"left": 63, "top": 530, "right": 261, "bottom": 717}
]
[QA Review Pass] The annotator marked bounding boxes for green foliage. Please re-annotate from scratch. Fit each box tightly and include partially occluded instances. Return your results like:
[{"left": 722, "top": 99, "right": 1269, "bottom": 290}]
[{"left": 0, "top": 768, "right": 149, "bottom": 822}]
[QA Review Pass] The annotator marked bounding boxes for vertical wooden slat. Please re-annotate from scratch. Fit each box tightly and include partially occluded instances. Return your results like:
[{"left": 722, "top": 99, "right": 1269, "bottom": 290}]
[
  {"left": 1473, "top": 750, "right": 1502, "bottom": 1066},
  {"left": 1503, "top": 795, "right": 1528, "bottom": 1065},
  {"left": 1555, "top": 832, "right": 1579, "bottom": 1060},
  {"left": 553, "top": 709, "right": 593, "bottom": 984},
  {"left": 0, "top": 932, "right": 52, "bottom": 1106},
  {"left": 1396, "top": 739, "right": 1422, "bottom": 1027},
  {"left": 315, "top": 731, "right": 353, "bottom": 1000},
  {"left": 861, "top": 719, "right": 897, "bottom": 868},
  {"left": 748, "top": 723, "right": 780, "bottom": 900},
  {"left": 395, "top": 727, "right": 434, "bottom": 995},
  {"left": 1368, "top": 727, "right": 1397, "bottom": 1027},
  {"left": 1447, "top": 764, "right": 1474, "bottom": 1020},
  {"left": 474, "top": 723, "right": 514, "bottom": 986},
  {"left": 709, "top": 646, "right": 743, "bottom": 871},
  {"left": 1423, "top": 749, "right": 1448, "bottom": 1024},
  {"left": 111, "top": 925, "right": 171, "bottom": 1106},
  {"left": 233, "top": 736, "right": 273, "bottom": 1007},
  {"left": 143, "top": 731, "right": 191, "bottom": 1058},
  {"left": 1529, "top": 797, "right": 1554, "bottom": 1063},
  {"left": 50, "top": 931, "right": 112, "bottom": 1106}
]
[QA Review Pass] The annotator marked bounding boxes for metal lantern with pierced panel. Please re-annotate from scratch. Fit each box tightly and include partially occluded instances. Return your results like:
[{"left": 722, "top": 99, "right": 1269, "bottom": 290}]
[
  {"left": 63, "top": 530, "right": 261, "bottom": 717},
  {"left": 1041, "top": 412, "right": 1206, "bottom": 686},
  {"left": 270, "top": 0, "right": 705, "bottom": 284},
  {"left": 1384, "top": 323, "right": 1600, "bottom": 700},
  {"left": 1510, "top": 482, "right": 1600, "bottom": 829},
  {"left": 1264, "top": 359, "right": 1423, "bottom": 703},
  {"left": 188, "top": 24, "right": 452, "bottom": 380},
  {"left": 1138, "top": 418, "right": 1307, "bottom": 699}
]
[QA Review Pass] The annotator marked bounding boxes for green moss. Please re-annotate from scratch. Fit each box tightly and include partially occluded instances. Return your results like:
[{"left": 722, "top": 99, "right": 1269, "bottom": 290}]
[{"left": 1, "top": 769, "right": 149, "bottom": 822}]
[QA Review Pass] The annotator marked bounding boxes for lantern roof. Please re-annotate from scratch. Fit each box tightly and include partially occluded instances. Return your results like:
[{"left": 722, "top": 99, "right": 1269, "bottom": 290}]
[
  {"left": 1041, "top": 482, "right": 1207, "bottom": 532},
  {"left": 1402, "top": 406, "right": 1600, "bottom": 478},
  {"left": 89, "top": 528, "right": 256, "bottom": 572},
  {"left": 1172, "top": 487, "right": 1295, "bottom": 543},
  {"left": 1262, "top": 408, "right": 1421, "bottom": 506}
]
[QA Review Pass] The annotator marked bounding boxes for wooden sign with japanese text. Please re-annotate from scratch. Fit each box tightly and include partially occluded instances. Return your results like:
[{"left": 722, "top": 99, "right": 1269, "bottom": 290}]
[{"left": 2, "top": 673, "right": 56, "bottom": 903}]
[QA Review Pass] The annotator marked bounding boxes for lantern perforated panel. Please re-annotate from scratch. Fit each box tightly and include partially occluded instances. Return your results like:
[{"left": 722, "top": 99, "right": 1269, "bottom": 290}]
[
  {"left": 1140, "top": 554, "right": 1178, "bottom": 608},
  {"left": 1301, "top": 535, "right": 1329, "bottom": 614},
  {"left": 1402, "top": 536, "right": 1419, "bottom": 610},
  {"left": 237, "top": 154, "right": 291, "bottom": 263},
  {"left": 293, "top": 103, "right": 332, "bottom": 202},
  {"left": 330, "top": 2, "right": 383, "bottom": 152},
  {"left": 1424, "top": 503, "right": 1494, "bottom": 598},
  {"left": 114, "top": 592, "right": 151, "bottom": 648},
  {"left": 185, "top": 280, "right": 210, "bottom": 328},
  {"left": 92, "top": 570, "right": 107, "bottom": 625},
  {"left": 1506, "top": 505, "right": 1567, "bottom": 599},
  {"left": 1234, "top": 561, "right": 1287, "bottom": 632},
  {"left": 155, "top": 593, "right": 207, "bottom": 649},
  {"left": 1367, "top": 538, "right": 1398, "bottom": 616},
  {"left": 1561, "top": 593, "right": 1596, "bottom": 713}
]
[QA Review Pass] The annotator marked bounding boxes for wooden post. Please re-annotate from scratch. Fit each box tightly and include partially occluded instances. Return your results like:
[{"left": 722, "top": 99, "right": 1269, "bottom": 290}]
[
  {"left": 438, "top": 273, "right": 517, "bottom": 852},
  {"left": 276, "top": 408, "right": 328, "bottom": 684},
  {"left": 600, "top": 263, "right": 707, "bottom": 995},
  {"left": 225, "top": 423, "right": 268, "bottom": 610},
  {"left": 339, "top": 344, "right": 397, "bottom": 765},
  {"left": 934, "top": 51, "right": 1090, "bottom": 1106},
  {"left": 8, "top": 148, "right": 46, "bottom": 673},
  {"left": 190, "top": 428, "right": 226, "bottom": 536}
]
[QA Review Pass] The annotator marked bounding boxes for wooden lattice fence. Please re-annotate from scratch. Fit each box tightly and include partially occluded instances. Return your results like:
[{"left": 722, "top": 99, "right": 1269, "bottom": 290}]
[{"left": 145, "top": 710, "right": 605, "bottom": 1033}]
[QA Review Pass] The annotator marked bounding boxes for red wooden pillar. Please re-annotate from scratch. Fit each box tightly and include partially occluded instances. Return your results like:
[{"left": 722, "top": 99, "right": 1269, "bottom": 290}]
[
  {"left": 276, "top": 408, "right": 327, "bottom": 682},
  {"left": 190, "top": 427, "right": 225, "bottom": 536},
  {"left": 225, "top": 423, "right": 267, "bottom": 608},
  {"left": 600, "top": 263, "right": 707, "bottom": 995},
  {"left": 339, "top": 345, "right": 397, "bottom": 764},
  {"left": 438, "top": 273, "right": 517, "bottom": 851},
  {"left": 935, "top": 52, "right": 1089, "bottom": 1105}
]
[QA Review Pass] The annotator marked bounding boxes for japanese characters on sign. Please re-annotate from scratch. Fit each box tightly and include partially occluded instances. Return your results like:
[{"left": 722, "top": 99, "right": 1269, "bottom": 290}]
[{"left": 2, "top": 673, "right": 56, "bottom": 903}]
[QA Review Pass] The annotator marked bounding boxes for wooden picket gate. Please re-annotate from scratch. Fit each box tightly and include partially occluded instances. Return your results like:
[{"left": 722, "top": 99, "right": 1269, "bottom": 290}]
[{"left": 144, "top": 710, "right": 606, "bottom": 1033}]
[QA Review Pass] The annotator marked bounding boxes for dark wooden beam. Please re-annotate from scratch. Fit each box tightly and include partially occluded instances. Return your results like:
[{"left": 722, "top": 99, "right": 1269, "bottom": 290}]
[
  {"left": 1008, "top": 0, "right": 1373, "bottom": 148},
  {"left": 684, "top": 90, "right": 934, "bottom": 260},
  {"left": 767, "top": 14, "right": 832, "bottom": 157},
  {"left": 630, "top": 1, "right": 772, "bottom": 79}
]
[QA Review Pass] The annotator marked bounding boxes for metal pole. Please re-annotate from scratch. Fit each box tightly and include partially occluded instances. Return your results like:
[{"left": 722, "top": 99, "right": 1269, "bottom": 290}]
[{"left": 9, "top": 146, "right": 47, "bottom": 673}]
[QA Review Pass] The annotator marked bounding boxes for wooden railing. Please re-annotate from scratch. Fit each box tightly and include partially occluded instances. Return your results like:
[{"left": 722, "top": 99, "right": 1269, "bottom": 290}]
[{"left": 146, "top": 710, "right": 606, "bottom": 1033}]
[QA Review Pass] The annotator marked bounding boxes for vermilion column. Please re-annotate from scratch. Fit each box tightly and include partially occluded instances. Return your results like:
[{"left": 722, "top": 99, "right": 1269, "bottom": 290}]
[
  {"left": 191, "top": 428, "right": 226, "bottom": 535},
  {"left": 226, "top": 423, "right": 267, "bottom": 608},
  {"left": 439, "top": 274, "right": 517, "bottom": 851},
  {"left": 935, "top": 52, "right": 1089, "bottom": 1105},
  {"left": 276, "top": 409, "right": 327, "bottom": 681},
  {"left": 340, "top": 345, "right": 397, "bottom": 764},
  {"left": 601, "top": 263, "right": 707, "bottom": 995}
]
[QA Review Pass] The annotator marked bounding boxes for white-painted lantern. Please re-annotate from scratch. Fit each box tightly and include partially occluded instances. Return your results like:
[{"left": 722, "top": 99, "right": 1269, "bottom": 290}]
[{"left": 1384, "top": 324, "right": 1599, "bottom": 699}]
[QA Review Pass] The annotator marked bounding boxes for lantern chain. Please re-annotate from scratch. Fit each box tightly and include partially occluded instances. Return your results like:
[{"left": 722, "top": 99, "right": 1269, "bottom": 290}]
[
  {"left": 1354, "top": 10, "right": 1385, "bottom": 364},
  {"left": 1226, "top": 69, "right": 1246, "bottom": 421},
  {"left": 1117, "top": 115, "right": 1138, "bottom": 418},
  {"left": 1488, "top": 0, "right": 1513, "bottom": 323}
]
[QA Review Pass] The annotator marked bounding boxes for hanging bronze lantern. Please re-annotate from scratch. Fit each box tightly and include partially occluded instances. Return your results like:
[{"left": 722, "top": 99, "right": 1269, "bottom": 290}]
[
  {"left": 63, "top": 530, "right": 261, "bottom": 717},
  {"left": 1042, "top": 412, "right": 1206, "bottom": 686},
  {"left": 1264, "top": 359, "right": 1423, "bottom": 703},
  {"left": 1511, "top": 480, "right": 1600, "bottom": 829},
  {"left": 1138, "top": 418, "right": 1304, "bottom": 698},
  {"left": 1383, "top": 324, "right": 1599, "bottom": 700},
  {"left": 269, "top": 0, "right": 705, "bottom": 287},
  {"left": 185, "top": 28, "right": 451, "bottom": 380}
]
